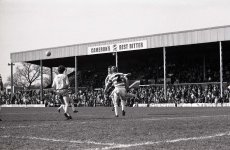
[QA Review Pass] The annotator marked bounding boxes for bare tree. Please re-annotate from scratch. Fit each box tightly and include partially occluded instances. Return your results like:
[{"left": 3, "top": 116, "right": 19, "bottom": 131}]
[
  {"left": 7, "top": 63, "right": 51, "bottom": 89},
  {"left": 16, "top": 63, "right": 40, "bottom": 88},
  {"left": 6, "top": 63, "right": 75, "bottom": 89}
]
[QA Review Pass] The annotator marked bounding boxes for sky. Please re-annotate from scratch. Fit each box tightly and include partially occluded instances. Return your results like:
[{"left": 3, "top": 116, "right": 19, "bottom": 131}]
[{"left": 0, "top": 0, "right": 230, "bottom": 83}]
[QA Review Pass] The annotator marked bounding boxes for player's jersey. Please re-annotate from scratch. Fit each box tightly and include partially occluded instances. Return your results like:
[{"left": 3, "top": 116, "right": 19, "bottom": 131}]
[
  {"left": 52, "top": 74, "right": 69, "bottom": 90},
  {"left": 105, "top": 74, "right": 112, "bottom": 86},
  {"left": 108, "top": 72, "right": 127, "bottom": 88}
]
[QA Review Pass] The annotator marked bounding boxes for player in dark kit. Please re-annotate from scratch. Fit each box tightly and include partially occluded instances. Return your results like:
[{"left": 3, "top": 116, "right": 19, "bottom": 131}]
[
  {"left": 104, "top": 66, "right": 114, "bottom": 107},
  {"left": 104, "top": 66, "right": 129, "bottom": 117}
]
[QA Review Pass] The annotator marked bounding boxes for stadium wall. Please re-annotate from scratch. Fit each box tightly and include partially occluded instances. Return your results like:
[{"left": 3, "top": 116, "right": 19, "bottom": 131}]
[
  {"left": 136, "top": 103, "right": 230, "bottom": 107},
  {"left": 1, "top": 104, "right": 46, "bottom": 107}
]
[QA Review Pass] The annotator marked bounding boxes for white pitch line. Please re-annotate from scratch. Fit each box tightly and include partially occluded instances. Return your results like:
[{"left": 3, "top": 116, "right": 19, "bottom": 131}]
[
  {"left": 0, "top": 135, "right": 116, "bottom": 146},
  {"left": 101, "top": 131, "right": 230, "bottom": 150},
  {"left": 1, "top": 132, "right": 230, "bottom": 150},
  {"left": 143, "top": 114, "right": 230, "bottom": 121}
]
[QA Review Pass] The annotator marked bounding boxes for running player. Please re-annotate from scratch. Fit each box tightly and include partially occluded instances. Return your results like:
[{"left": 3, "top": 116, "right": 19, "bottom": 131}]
[
  {"left": 104, "top": 66, "right": 129, "bottom": 117},
  {"left": 52, "top": 65, "right": 72, "bottom": 120},
  {"left": 22, "top": 92, "right": 29, "bottom": 109}
]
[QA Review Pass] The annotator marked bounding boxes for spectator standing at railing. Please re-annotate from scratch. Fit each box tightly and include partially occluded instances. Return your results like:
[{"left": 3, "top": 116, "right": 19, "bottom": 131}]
[
  {"left": 175, "top": 89, "right": 182, "bottom": 106},
  {"left": 213, "top": 86, "right": 219, "bottom": 106}
]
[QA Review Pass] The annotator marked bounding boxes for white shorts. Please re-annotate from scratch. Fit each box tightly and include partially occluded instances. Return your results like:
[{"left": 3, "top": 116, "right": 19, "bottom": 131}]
[{"left": 113, "top": 87, "right": 127, "bottom": 101}]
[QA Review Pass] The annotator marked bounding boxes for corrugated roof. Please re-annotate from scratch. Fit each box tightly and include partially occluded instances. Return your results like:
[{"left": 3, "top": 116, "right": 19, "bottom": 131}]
[{"left": 11, "top": 25, "right": 230, "bottom": 63}]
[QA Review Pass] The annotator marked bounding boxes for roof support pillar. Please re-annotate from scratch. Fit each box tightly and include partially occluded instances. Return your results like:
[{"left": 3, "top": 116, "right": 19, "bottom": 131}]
[
  {"left": 8, "top": 62, "right": 15, "bottom": 101},
  {"left": 75, "top": 56, "right": 78, "bottom": 95},
  {"left": 163, "top": 47, "right": 167, "bottom": 101},
  {"left": 40, "top": 60, "right": 43, "bottom": 103},
  {"left": 115, "top": 52, "right": 118, "bottom": 70},
  {"left": 219, "top": 41, "right": 223, "bottom": 98},
  {"left": 50, "top": 67, "right": 53, "bottom": 85}
]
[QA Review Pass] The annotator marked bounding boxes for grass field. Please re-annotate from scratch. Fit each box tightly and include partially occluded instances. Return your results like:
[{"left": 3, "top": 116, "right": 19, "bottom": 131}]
[{"left": 1, "top": 106, "right": 230, "bottom": 150}]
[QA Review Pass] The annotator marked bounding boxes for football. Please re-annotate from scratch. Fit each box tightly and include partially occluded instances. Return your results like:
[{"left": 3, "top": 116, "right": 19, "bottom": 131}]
[{"left": 46, "top": 51, "right": 51, "bottom": 57}]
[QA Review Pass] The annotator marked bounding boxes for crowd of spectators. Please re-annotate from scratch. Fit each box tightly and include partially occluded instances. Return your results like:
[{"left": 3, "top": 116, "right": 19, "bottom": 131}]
[
  {"left": 126, "top": 84, "right": 230, "bottom": 106},
  {"left": 0, "top": 88, "right": 105, "bottom": 107},
  {"left": 0, "top": 90, "right": 42, "bottom": 105},
  {"left": 1, "top": 83, "right": 230, "bottom": 107}
]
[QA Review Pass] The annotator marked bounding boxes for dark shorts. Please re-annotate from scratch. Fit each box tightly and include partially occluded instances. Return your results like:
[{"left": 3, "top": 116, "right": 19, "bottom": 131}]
[{"left": 56, "top": 89, "right": 68, "bottom": 97}]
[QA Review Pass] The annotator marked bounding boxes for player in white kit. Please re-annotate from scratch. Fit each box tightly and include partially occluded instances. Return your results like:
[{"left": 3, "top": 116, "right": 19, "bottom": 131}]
[{"left": 52, "top": 65, "right": 72, "bottom": 120}]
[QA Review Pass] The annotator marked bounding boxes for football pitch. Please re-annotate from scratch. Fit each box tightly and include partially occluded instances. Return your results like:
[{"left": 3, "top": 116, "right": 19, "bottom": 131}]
[{"left": 1, "top": 106, "right": 230, "bottom": 150}]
